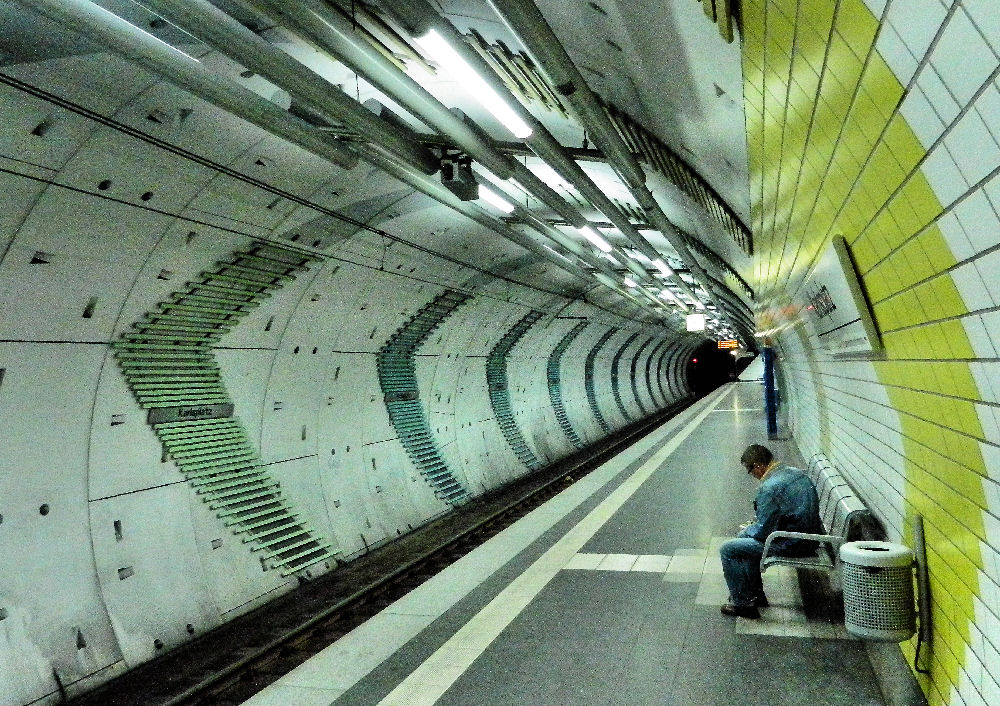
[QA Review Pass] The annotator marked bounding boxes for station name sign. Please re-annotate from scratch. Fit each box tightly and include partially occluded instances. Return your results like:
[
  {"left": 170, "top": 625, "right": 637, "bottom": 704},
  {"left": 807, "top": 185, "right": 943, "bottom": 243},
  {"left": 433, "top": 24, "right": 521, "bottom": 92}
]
[
  {"left": 798, "top": 236, "right": 882, "bottom": 357},
  {"left": 147, "top": 402, "right": 235, "bottom": 425},
  {"left": 717, "top": 340, "right": 739, "bottom": 349}
]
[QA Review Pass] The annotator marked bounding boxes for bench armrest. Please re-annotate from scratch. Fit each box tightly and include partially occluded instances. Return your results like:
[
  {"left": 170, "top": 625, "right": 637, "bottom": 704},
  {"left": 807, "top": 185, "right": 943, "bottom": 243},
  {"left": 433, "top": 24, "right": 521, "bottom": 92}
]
[{"left": 761, "top": 531, "right": 846, "bottom": 561}]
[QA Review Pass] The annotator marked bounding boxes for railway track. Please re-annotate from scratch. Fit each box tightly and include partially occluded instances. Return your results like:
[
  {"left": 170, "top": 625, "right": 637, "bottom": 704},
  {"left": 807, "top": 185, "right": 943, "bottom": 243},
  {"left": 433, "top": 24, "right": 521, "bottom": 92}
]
[{"left": 70, "top": 399, "right": 693, "bottom": 706}]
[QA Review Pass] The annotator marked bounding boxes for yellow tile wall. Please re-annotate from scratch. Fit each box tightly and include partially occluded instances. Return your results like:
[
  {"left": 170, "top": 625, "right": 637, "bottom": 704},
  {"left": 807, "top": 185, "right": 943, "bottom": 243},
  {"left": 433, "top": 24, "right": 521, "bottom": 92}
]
[{"left": 743, "top": 1, "right": 1000, "bottom": 704}]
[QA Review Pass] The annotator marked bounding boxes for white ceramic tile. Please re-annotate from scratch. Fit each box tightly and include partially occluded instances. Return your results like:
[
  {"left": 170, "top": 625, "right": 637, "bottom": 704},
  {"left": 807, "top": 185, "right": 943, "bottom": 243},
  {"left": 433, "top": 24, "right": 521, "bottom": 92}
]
[
  {"left": 944, "top": 111, "right": 1000, "bottom": 186},
  {"left": 982, "top": 633, "right": 1000, "bottom": 679},
  {"left": 985, "top": 675, "right": 1000, "bottom": 706},
  {"left": 935, "top": 211, "right": 975, "bottom": 260},
  {"left": 630, "top": 554, "right": 672, "bottom": 572},
  {"left": 979, "top": 313, "right": 1000, "bottom": 361},
  {"left": 596, "top": 553, "right": 638, "bottom": 571},
  {"left": 977, "top": 405, "right": 1000, "bottom": 443},
  {"left": 862, "top": 0, "right": 888, "bottom": 18},
  {"left": 963, "top": 316, "right": 998, "bottom": 358},
  {"left": 985, "top": 478, "right": 1000, "bottom": 514},
  {"left": 877, "top": 24, "right": 920, "bottom": 86},
  {"left": 963, "top": 0, "right": 1000, "bottom": 58},
  {"left": 953, "top": 264, "right": 995, "bottom": 311},
  {"left": 917, "top": 64, "right": 963, "bottom": 125},
  {"left": 887, "top": 0, "right": 948, "bottom": 61},
  {"left": 929, "top": 8, "right": 997, "bottom": 107},
  {"left": 923, "top": 144, "right": 971, "bottom": 206},
  {"left": 953, "top": 190, "right": 1000, "bottom": 252},
  {"left": 976, "top": 251, "right": 1000, "bottom": 302},
  {"left": 983, "top": 173, "right": 1000, "bottom": 224},
  {"left": 240, "top": 684, "right": 344, "bottom": 706},
  {"left": 564, "top": 552, "right": 605, "bottom": 570}
]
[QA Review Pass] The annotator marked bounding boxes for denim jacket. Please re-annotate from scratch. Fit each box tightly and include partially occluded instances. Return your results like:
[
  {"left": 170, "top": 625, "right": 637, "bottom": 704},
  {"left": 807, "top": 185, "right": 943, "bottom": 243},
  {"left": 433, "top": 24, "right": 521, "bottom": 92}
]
[{"left": 738, "top": 464, "right": 822, "bottom": 555}]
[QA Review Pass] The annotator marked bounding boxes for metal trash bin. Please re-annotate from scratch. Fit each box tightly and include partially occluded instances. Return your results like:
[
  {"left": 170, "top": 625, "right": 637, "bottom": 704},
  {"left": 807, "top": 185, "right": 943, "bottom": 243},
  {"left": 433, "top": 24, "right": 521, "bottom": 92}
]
[{"left": 840, "top": 541, "right": 916, "bottom": 641}]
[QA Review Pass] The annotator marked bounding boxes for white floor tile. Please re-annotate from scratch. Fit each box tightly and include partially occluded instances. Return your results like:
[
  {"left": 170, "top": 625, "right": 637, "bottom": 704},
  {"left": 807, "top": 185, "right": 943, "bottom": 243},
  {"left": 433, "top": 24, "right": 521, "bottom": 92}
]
[
  {"left": 631, "top": 554, "right": 672, "bottom": 572},
  {"left": 564, "top": 552, "right": 605, "bottom": 570},
  {"left": 596, "top": 553, "right": 638, "bottom": 571},
  {"left": 240, "top": 684, "right": 344, "bottom": 706},
  {"left": 694, "top": 572, "right": 731, "bottom": 606},
  {"left": 279, "top": 614, "right": 431, "bottom": 690},
  {"left": 666, "top": 553, "right": 707, "bottom": 573}
]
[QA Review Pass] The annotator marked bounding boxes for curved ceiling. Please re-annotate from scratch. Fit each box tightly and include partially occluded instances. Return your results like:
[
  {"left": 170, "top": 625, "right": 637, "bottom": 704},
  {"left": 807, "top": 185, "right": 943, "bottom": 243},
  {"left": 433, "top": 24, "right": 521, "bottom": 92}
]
[{"left": 0, "top": 0, "right": 754, "bottom": 344}]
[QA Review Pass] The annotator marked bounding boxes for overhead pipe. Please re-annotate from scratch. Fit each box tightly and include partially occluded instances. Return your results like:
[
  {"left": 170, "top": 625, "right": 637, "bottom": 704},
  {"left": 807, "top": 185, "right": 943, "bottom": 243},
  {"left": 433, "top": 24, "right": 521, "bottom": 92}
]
[
  {"left": 477, "top": 169, "right": 673, "bottom": 312},
  {"left": 485, "top": 0, "right": 750, "bottom": 322},
  {"left": 20, "top": 0, "right": 358, "bottom": 171},
  {"left": 382, "top": 0, "right": 698, "bottom": 307},
  {"left": 28, "top": 0, "right": 660, "bottom": 319},
  {"left": 234, "top": 0, "right": 620, "bottom": 237},
  {"left": 235, "top": 0, "right": 668, "bottom": 299},
  {"left": 140, "top": 0, "right": 439, "bottom": 174},
  {"left": 354, "top": 143, "right": 663, "bottom": 315},
  {"left": 238, "top": 0, "right": 519, "bottom": 179},
  {"left": 353, "top": 143, "right": 592, "bottom": 281}
]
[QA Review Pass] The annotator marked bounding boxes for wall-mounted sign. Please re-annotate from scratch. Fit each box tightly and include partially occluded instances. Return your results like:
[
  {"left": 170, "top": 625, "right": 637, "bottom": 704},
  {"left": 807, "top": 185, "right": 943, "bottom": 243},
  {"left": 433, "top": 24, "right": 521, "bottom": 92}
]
[
  {"left": 686, "top": 313, "right": 706, "bottom": 331},
  {"left": 799, "top": 236, "right": 881, "bottom": 357},
  {"left": 717, "top": 340, "right": 739, "bottom": 349},
  {"left": 147, "top": 403, "right": 234, "bottom": 425}
]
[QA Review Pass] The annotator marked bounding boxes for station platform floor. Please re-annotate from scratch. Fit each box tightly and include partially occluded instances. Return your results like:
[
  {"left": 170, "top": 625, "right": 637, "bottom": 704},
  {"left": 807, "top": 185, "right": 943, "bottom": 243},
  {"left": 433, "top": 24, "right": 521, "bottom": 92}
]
[{"left": 241, "top": 382, "right": 887, "bottom": 706}]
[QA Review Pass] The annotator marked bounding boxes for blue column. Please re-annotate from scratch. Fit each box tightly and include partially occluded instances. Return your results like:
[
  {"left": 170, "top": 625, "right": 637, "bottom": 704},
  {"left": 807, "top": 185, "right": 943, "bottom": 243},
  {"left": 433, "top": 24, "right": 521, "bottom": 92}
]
[{"left": 763, "top": 347, "right": 778, "bottom": 439}]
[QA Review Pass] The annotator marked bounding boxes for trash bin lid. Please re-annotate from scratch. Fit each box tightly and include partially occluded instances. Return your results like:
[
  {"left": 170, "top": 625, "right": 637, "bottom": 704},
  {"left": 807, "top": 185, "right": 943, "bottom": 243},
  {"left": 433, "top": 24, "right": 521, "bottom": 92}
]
[{"left": 840, "top": 541, "right": 913, "bottom": 568}]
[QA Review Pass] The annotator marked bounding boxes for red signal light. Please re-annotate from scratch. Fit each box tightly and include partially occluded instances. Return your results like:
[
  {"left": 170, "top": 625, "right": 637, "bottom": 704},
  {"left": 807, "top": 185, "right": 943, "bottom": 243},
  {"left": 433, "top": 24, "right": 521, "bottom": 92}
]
[{"left": 692, "top": 358, "right": 698, "bottom": 363}]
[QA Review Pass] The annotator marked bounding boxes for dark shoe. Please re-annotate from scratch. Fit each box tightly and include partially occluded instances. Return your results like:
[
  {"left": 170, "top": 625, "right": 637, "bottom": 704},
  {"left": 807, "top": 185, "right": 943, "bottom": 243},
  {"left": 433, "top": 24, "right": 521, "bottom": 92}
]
[
  {"left": 721, "top": 604, "right": 761, "bottom": 619},
  {"left": 726, "top": 594, "right": 769, "bottom": 608}
]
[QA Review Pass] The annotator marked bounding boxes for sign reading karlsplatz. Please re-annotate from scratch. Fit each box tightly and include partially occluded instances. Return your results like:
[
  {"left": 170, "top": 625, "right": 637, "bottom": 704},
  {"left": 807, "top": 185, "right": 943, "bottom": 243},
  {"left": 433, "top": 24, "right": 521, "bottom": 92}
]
[
  {"left": 147, "top": 403, "right": 235, "bottom": 425},
  {"left": 799, "top": 236, "right": 882, "bottom": 357}
]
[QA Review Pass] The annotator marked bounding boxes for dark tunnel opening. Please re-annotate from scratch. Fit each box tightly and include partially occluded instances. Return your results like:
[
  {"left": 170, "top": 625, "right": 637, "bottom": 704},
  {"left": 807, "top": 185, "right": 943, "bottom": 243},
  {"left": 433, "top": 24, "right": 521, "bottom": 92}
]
[{"left": 685, "top": 339, "right": 738, "bottom": 397}]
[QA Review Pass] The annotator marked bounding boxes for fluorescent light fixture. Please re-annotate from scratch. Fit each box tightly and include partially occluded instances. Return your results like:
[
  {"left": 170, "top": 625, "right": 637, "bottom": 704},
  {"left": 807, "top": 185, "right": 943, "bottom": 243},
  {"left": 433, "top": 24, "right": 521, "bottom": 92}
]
[
  {"left": 651, "top": 258, "right": 674, "bottom": 277},
  {"left": 628, "top": 249, "right": 651, "bottom": 264},
  {"left": 577, "top": 226, "right": 613, "bottom": 253},
  {"left": 506, "top": 178, "right": 530, "bottom": 196},
  {"left": 624, "top": 277, "right": 638, "bottom": 288},
  {"left": 528, "top": 163, "right": 573, "bottom": 191},
  {"left": 414, "top": 29, "right": 532, "bottom": 139},
  {"left": 603, "top": 253, "right": 620, "bottom": 265},
  {"left": 478, "top": 184, "right": 515, "bottom": 213},
  {"left": 686, "top": 313, "right": 707, "bottom": 331},
  {"left": 582, "top": 168, "right": 629, "bottom": 197},
  {"left": 658, "top": 288, "right": 678, "bottom": 303}
]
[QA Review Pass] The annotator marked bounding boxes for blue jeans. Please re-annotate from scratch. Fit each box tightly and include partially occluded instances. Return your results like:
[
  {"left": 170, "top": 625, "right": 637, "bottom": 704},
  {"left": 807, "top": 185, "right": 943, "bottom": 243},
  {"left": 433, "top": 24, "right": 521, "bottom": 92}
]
[{"left": 719, "top": 537, "right": 765, "bottom": 606}]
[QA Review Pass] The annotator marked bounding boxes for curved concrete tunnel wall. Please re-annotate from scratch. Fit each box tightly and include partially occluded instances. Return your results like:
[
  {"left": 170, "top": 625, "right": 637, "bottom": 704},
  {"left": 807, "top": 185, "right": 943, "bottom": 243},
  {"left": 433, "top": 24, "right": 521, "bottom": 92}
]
[{"left": 0, "top": 47, "right": 706, "bottom": 704}]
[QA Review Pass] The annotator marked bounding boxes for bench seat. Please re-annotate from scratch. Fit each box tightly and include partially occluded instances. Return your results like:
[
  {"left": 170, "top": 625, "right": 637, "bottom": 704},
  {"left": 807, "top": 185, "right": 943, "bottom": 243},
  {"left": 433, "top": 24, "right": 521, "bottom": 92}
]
[{"left": 760, "top": 455, "right": 870, "bottom": 573}]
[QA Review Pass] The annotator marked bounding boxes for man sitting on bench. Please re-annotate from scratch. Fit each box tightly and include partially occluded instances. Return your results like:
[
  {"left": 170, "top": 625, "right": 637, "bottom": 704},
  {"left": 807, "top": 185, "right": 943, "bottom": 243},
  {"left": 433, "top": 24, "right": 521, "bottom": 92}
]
[{"left": 719, "top": 444, "right": 823, "bottom": 619}]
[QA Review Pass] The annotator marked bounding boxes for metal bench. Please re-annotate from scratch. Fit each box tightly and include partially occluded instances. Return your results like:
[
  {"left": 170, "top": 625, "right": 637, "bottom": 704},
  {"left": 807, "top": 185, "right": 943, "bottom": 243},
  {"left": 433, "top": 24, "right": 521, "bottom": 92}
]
[{"left": 760, "top": 454, "right": 870, "bottom": 573}]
